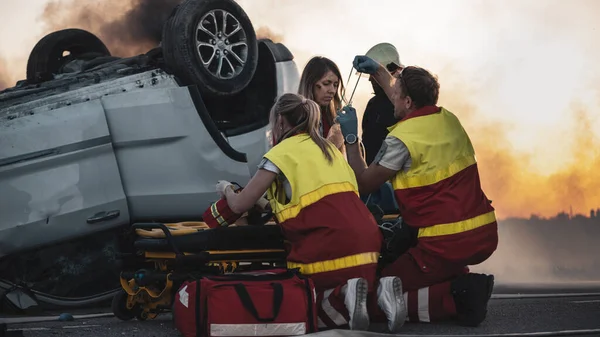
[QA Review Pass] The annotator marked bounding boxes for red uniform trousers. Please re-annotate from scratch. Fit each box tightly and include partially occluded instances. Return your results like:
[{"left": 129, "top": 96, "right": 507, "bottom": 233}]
[
  {"left": 312, "top": 250, "right": 466, "bottom": 328},
  {"left": 367, "top": 222, "right": 498, "bottom": 324},
  {"left": 309, "top": 264, "right": 378, "bottom": 330},
  {"left": 366, "top": 246, "right": 468, "bottom": 324}
]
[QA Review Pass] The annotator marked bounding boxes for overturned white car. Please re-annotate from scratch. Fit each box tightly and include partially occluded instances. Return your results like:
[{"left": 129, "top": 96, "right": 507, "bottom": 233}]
[{"left": 0, "top": 0, "right": 299, "bottom": 311}]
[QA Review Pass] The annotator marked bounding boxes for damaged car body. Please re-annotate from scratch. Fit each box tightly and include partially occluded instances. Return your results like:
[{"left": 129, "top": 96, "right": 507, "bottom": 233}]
[{"left": 0, "top": 0, "right": 300, "bottom": 311}]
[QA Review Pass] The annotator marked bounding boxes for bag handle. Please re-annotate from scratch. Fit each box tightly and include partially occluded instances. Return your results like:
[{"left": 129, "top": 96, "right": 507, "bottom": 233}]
[{"left": 233, "top": 282, "right": 283, "bottom": 322}]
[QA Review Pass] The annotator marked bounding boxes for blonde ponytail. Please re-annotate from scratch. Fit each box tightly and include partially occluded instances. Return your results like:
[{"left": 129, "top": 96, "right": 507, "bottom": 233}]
[
  {"left": 270, "top": 93, "right": 335, "bottom": 164},
  {"left": 303, "top": 98, "right": 335, "bottom": 164}
]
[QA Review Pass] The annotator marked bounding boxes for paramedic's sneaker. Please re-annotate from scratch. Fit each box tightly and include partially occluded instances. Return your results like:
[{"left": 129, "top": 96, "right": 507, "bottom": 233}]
[
  {"left": 377, "top": 276, "right": 407, "bottom": 333},
  {"left": 343, "top": 278, "right": 370, "bottom": 330},
  {"left": 451, "top": 273, "right": 495, "bottom": 327}
]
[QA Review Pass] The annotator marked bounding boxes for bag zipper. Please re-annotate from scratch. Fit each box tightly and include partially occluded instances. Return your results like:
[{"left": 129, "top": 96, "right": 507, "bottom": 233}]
[{"left": 205, "top": 269, "right": 299, "bottom": 282}]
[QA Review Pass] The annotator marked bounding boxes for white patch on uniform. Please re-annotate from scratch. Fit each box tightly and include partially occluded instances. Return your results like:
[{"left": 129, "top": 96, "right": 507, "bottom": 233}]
[
  {"left": 179, "top": 285, "right": 189, "bottom": 308},
  {"left": 321, "top": 288, "right": 348, "bottom": 326}
]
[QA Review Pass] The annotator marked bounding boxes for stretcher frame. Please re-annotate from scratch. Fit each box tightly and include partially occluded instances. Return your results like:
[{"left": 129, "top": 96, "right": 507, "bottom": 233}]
[{"left": 113, "top": 222, "right": 288, "bottom": 321}]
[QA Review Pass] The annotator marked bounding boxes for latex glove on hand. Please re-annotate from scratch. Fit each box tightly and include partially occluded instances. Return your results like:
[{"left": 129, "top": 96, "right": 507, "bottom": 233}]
[
  {"left": 353, "top": 55, "right": 380, "bottom": 74},
  {"left": 335, "top": 106, "right": 359, "bottom": 140},
  {"left": 216, "top": 180, "right": 234, "bottom": 198}
]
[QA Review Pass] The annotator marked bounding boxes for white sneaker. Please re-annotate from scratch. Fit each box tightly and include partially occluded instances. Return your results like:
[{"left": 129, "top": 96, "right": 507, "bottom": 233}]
[
  {"left": 343, "top": 278, "right": 370, "bottom": 330},
  {"left": 377, "top": 276, "right": 407, "bottom": 333}
]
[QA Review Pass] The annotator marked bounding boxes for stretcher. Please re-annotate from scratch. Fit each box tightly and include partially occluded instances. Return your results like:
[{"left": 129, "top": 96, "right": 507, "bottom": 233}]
[{"left": 112, "top": 221, "right": 287, "bottom": 321}]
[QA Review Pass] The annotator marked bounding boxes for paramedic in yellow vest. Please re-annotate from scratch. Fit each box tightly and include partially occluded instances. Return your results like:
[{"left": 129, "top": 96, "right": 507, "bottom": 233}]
[
  {"left": 336, "top": 56, "right": 499, "bottom": 327},
  {"left": 215, "top": 93, "right": 408, "bottom": 333}
]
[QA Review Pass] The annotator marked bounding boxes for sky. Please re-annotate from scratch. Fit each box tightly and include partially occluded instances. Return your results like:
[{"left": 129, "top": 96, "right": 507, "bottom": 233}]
[{"left": 0, "top": 0, "right": 599, "bottom": 219}]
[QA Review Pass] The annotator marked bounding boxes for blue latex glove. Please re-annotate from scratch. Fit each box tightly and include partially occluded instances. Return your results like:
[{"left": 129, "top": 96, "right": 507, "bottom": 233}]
[
  {"left": 353, "top": 55, "right": 380, "bottom": 74},
  {"left": 335, "top": 106, "right": 358, "bottom": 139}
]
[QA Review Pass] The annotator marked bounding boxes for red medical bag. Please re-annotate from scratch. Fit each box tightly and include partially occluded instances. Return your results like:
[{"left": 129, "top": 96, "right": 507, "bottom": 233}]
[{"left": 173, "top": 268, "right": 318, "bottom": 337}]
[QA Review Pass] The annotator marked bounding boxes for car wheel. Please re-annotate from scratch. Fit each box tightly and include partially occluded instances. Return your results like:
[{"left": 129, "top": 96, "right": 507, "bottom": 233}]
[
  {"left": 26, "top": 28, "right": 111, "bottom": 83},
  {"left": 161, "top": 0, "right": 259, "bottom": 96},
  {"left": 111, "top": 290, "right": 136, "bottom": 321}
]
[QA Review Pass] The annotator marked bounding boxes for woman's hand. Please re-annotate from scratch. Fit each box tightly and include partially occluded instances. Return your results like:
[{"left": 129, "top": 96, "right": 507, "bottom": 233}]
[
  {"left": 223, "top": 169, "right": 278, "bottom": 214},
  {"left": 327, "top": 123, "right": 345, "bottom": 150},
  {"left": 216, "top": 180, "right": 234, "bottom": 198}
]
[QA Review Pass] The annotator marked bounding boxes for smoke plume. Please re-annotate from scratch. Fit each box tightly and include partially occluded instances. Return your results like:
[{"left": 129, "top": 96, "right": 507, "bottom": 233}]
[
  {"left": 236, "top": 0, "right": 600, "bottom": 221},
  {"left": 436, "top": 85, "right": 600, "bottom": 220},
  {"left": 39, "top": 0, "right": 286, "bottom": 58},
  {"left": 255, "top": 26, "right": 284, "bottom": 43},
  {"left": 2, "top": 0, "right": 599, "bottom": 221},
  {"left": 40, "top": 0, "right": 182, "bottom": 57}
]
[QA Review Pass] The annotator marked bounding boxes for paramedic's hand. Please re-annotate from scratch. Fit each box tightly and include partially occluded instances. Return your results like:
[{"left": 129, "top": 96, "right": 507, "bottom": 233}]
[
  {"left": 335, "top": 106, "right": 358, "bottom": 139},
  {"left": 353, "top": 55, "right": 380, "bottom": 74},
  {"left": 255, "top": 196, "right": 270, "bottom": 211},
  {"left": 216, "top": 180, "right": 234, "bottom": 198}
]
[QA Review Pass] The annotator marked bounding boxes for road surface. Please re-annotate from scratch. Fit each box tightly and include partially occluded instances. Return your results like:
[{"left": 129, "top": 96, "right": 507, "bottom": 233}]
[{"left": 3, "top": 295, "right": 600, "bottom": 336}]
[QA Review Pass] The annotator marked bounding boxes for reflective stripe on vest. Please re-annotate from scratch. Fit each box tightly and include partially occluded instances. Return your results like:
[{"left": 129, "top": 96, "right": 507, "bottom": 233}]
[
  {"left": 388, "top": 106, "right": 495, "bottom": 236},
  {"left": 264, "top": 134, "right": 359, "bottom": 223},
  {"left": 392, "top": 154, "right": 477, "bottom": 189},
  {"left": 210, "top": 202, "right": 227, "bottom": 226},
  {"left": 417, "top": 211, "right": 496, "bottom": 238},
  {"left": 274, "top": 181, "right": 357, "bottom": 222},
  {"left": 287, "top": 252, "right": 380, "bottom": 275},
  {"left": 263, "top": 134, "right": 375, "bottom": 275}
]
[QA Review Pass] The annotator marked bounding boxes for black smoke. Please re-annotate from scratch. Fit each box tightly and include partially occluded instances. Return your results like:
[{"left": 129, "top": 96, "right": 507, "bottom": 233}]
[{"left": 41, "top": 0, "right": 183, "bottom": 57}]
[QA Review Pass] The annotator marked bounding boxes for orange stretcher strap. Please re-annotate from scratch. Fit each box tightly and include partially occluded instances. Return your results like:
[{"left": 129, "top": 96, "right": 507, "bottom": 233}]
[{"left": 134, "top": 222, "right": 210, "bottom": 238}]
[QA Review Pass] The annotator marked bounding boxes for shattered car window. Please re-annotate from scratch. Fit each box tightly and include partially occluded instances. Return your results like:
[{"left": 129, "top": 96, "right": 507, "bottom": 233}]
[{"left": 0, "top": 228, "right": 123, "bottom": 299}]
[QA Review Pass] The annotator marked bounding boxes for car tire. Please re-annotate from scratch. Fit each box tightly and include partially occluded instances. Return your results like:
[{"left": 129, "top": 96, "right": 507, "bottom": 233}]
[
  {"left": 161, "top": 0, "right": 259, "bottom": 96},
  {"left": 26, "top": 28, "right": 111, "bottom": 83}
]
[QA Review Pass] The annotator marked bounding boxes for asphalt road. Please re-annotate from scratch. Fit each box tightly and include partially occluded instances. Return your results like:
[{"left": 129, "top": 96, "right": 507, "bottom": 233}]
[{"left": 4, "top": 295, "right": 600, "bottom": 337}]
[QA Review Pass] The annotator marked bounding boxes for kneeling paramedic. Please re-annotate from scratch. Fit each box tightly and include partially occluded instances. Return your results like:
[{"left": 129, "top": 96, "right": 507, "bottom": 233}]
[
  {"left": 337, "top": 56, "right": 498, "bottom": 327},
  {"left": 215, "top": 93, "right": 408, "bottom": 332}
]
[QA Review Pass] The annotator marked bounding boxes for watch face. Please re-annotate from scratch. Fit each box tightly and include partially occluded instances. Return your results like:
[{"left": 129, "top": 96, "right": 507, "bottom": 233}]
[{"left": 346, "top": 134, "right": 357, "bottom": 144}]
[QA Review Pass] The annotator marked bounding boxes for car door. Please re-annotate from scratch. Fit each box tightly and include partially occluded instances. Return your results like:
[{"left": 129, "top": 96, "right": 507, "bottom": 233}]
[
  {"left": 0, "top": 99, "right": 130, "bottom": 259},
  {"left": 101, "top": 85, "right": 252, "bottom": 222}
]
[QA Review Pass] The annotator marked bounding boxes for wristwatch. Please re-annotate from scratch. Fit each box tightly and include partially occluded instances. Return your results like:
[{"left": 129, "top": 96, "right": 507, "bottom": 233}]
[{"left": 345, "top": 133, "right": 358, "bottom": 145}]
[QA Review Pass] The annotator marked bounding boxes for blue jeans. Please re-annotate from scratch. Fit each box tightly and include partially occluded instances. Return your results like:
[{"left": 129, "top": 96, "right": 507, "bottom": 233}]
[{"left": 360, "top": 182, "right": 399, "bottom": 214}]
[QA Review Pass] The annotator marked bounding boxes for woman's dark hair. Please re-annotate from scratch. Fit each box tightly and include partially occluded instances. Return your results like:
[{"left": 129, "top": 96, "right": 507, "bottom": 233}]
[{"left": 298, "top": 56, "right": 345, "bottom": 129}]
